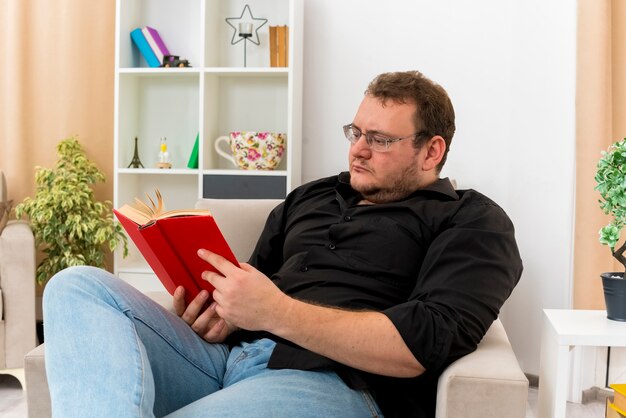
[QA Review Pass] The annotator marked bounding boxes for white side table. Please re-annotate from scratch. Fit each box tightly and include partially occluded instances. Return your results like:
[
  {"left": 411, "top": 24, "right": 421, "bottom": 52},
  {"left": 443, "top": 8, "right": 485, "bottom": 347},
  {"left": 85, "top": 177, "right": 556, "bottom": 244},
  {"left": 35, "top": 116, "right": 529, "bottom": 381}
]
[{"left": 538, "top": 309, "right": 626, "bottom": 418}]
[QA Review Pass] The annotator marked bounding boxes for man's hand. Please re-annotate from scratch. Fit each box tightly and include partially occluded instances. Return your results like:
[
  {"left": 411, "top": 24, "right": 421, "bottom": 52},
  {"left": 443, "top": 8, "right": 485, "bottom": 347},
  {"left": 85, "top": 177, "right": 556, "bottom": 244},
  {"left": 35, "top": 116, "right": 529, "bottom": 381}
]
[
  {"left": 173, "top": 286, "right": 238, "bottom": 343},
  {"left": 197, "top": 250, "right": 423, "bottom": 378},
  {"left": 197, "top": 249, "right": 291, "bottom": 331}
]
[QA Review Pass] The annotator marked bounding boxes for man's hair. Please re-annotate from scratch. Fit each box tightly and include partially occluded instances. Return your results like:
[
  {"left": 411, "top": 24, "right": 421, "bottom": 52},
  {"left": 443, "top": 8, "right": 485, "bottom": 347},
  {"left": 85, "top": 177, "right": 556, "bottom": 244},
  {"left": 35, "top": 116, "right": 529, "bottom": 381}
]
[{"left": 365, "top": 71, "right": 456, "bottom": 171}]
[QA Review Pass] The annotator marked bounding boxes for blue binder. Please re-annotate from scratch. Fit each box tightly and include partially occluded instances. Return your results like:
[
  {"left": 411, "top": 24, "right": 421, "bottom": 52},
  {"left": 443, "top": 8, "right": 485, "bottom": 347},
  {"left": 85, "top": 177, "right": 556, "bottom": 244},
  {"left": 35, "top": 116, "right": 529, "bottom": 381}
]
[{"left": 130, "top": 28, "right": 160, "bottom": 68}]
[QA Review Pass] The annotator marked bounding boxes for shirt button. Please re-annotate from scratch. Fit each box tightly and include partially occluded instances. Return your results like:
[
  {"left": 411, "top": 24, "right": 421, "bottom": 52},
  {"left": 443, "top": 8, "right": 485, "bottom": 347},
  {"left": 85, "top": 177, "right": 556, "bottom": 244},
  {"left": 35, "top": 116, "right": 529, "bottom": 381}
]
[
  {"left": 300, "top": 266, "right": 309, "bottom": 272},
  {"left": 329, "top": 243, "right": 336, "bottom": 250},
  {"left": 344, "top": 215, "right": 351, "bottom": 222}
]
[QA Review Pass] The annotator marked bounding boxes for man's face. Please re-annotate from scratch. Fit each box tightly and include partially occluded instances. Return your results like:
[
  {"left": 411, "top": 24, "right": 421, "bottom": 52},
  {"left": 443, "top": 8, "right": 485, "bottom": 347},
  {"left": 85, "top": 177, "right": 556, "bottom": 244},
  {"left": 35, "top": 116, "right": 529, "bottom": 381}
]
[{"left": 348, "top": 95, "right": 432, "bottom": 203}]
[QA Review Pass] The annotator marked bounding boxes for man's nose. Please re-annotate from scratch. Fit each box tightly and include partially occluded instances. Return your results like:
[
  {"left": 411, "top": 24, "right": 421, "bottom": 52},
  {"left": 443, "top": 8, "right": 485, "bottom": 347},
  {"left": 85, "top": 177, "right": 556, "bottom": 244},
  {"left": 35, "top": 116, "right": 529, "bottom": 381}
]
[{"left": 349, "top": 134, "right": 372, "bottom": 159}]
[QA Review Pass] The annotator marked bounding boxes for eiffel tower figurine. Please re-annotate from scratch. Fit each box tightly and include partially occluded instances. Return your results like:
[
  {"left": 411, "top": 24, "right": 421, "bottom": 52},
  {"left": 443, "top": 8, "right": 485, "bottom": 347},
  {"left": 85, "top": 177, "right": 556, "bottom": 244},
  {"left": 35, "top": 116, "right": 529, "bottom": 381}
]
[{"left": 128, "top": 137, "right": 144, "bottom": 168}]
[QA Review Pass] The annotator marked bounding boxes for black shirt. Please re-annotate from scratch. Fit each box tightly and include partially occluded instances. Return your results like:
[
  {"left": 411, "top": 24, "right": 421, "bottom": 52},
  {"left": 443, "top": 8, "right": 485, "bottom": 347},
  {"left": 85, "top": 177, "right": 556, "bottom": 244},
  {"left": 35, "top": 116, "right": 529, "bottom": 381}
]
[{"left": 231, "top": 172, "right": 523, "bottom": 417}]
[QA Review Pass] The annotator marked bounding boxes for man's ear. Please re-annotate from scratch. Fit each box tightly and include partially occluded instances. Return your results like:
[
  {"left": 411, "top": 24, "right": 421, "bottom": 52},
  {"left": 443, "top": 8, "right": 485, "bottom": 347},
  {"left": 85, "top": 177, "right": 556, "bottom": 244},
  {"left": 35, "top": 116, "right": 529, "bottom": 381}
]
[{"left": 421, "top": 136, "right": 446, "bottom": 172}]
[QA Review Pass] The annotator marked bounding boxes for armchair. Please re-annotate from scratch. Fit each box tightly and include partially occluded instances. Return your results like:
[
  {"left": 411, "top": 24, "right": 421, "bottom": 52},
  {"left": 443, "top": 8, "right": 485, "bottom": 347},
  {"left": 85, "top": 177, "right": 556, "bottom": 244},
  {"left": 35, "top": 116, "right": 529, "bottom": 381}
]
[
  {"left": 24, "top": 198, "right": 527, "bottom": 417},
  {"left": 0, "top": 171, "right": 37, "bottom": 388}
]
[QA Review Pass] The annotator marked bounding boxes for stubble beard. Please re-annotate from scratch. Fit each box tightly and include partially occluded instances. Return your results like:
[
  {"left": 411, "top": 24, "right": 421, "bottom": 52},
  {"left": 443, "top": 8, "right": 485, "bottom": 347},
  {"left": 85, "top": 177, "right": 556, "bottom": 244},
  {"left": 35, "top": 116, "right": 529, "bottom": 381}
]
[{"left": 350, "top": 161, "right": 422, "bottom": 204}]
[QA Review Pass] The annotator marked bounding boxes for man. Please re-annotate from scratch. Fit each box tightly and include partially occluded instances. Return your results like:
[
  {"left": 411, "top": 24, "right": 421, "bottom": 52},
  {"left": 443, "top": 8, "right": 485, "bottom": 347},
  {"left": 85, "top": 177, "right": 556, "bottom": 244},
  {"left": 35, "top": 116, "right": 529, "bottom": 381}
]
[{"left": 44, "top": 71, "right": 522, "bottom": 417}]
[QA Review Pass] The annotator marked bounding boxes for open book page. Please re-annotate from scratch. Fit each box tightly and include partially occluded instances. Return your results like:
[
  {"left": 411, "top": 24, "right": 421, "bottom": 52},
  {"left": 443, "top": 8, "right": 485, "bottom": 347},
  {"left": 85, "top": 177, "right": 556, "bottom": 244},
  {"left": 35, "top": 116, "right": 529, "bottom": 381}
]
[{"left": 117, "top": 189, "right": 211, "bottom": 226}]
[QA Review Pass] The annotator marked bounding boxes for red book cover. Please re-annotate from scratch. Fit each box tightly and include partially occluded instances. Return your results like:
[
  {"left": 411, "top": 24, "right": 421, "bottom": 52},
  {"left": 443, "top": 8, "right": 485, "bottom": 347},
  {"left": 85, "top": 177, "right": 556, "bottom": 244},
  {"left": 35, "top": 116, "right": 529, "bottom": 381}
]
[{"left": 114, "top": 208, "right": 239, "bottom": 306}]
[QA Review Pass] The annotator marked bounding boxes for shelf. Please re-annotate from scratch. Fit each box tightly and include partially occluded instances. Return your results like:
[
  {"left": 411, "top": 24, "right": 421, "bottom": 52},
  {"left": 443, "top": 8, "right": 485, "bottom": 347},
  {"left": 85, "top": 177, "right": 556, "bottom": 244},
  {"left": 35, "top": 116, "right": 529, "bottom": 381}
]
[
  {"left": 118, "top": 68, "right": 201, "bottom": 76},
  {"left": 116, "top": 174, "right": 199, "bottom": 212},
  {"left": 202, "top": 169, "right": 286, "bottom": 176},
  {"left": 203, "top": 68, "right": 289, "bottom": 76},
  {"left": 120, "top": 160, "right": 291, "bottom": 179},
  {"left": 118, "top": 168, "right": 199, "bottom": 175},
  {"left": 117, "top": 75, "right": 199, "bottom": 169},
  {"left": 118, "top": 67, "right": 288, "bottom": 77},
  {"left": 114, "top": 0, "right": 302, "bottom": 292}
]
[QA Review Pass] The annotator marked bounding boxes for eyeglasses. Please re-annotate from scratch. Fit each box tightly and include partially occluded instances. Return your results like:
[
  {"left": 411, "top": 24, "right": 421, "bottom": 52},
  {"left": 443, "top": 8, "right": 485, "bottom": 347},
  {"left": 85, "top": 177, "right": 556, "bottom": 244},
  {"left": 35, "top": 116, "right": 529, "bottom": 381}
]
[{"left": 343, "top": 123, "right": 429, "bottom": 152}]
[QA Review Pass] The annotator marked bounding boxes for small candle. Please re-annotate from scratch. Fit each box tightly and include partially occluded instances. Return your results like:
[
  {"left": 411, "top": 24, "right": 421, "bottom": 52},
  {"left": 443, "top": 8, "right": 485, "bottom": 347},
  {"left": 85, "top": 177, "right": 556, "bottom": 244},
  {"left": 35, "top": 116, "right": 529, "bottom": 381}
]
[{"left": 239, "top": 22, "right": 253, "bottom": 35}]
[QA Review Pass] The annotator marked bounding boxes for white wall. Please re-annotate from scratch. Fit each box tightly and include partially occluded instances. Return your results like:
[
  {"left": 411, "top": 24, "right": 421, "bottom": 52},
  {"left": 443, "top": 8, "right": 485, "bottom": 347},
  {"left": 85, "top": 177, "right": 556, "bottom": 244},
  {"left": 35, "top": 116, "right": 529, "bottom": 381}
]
[{"left": 300, "top": 0, "right": 577, "bottom": 375}]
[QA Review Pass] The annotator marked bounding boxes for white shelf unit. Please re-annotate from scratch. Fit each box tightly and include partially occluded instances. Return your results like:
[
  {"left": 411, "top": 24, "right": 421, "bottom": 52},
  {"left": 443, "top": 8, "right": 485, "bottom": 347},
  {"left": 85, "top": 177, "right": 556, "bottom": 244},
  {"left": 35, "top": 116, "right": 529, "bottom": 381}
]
[{"left": 113, "top": 0, "right": 303, "bottom": 290}]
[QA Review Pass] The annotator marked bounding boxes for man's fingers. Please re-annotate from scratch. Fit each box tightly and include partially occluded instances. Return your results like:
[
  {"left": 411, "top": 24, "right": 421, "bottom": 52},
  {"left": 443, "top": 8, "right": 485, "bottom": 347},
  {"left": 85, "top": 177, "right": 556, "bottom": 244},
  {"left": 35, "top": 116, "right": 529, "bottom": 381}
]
[
  {"left": 196, "top": 302, "right": 218, "bottom": 324},
  {"left": 197, "top": 249, "right": 238, "bottom": 276},
  {"left": 203, "top": 318, "right": 226, "bottom": 342},
  {"left": 180, "top": 290, "right": 210, "bottom": 324},
  {"left": 201, "top": 270, "right": 225, "bottom": 290},
  {"left": 173, "top": 286, "right": 186, "bottom": 317},
  {"left": 239, "top": 262, "right": 255, "bottom": 272}
]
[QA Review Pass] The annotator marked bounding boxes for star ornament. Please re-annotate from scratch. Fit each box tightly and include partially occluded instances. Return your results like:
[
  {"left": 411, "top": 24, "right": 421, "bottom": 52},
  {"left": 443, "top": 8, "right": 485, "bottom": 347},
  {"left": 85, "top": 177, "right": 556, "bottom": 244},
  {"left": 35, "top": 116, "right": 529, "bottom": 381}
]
[{"left": 225, "top": 4, "right": 268, "bottom": 46}]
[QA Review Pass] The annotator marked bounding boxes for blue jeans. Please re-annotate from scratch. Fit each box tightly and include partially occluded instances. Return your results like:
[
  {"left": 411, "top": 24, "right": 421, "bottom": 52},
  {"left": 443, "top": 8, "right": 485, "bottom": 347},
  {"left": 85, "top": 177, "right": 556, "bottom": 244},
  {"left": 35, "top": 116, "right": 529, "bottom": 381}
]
[{"left": 43, "top": 266, "right": 383, "bottom": 417}]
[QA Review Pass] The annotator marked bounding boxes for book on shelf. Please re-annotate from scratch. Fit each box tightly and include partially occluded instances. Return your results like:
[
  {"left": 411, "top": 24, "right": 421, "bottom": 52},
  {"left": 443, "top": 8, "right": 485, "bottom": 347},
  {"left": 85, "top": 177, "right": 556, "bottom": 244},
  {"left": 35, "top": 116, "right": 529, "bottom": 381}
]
[
  {"left": 130, "top": 28, "right": 161, "bottom": 68},
  {"left": 269, "top": 25, "right": 289, "bottom": 67},
  {"left": 114, "top": 190, "right": 239, "bottom": 306},
  {"left": 269, "top": 26, "right": 278, "bottom": 67},
  {"left": 278, "top": 26, "right": 288, "bottom": 67},
  {"left": 187, "top": 133, "right": 199, "bottom": 169},
  {"left": 142, "top": 26, "right": 170, "bottom": 65}
]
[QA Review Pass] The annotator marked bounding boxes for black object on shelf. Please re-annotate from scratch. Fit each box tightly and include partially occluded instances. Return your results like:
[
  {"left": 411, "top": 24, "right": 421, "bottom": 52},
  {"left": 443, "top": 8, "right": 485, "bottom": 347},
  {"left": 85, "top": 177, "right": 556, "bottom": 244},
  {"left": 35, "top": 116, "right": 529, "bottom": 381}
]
[
  {"left": 225, "top": 4, "right": 267, "bottom": 67},
  {"left": 161, "top": 55, "right": 191, "bottom": 68},
  {"left": 128, "top": 137, "right": 145, "bottom": 169}
]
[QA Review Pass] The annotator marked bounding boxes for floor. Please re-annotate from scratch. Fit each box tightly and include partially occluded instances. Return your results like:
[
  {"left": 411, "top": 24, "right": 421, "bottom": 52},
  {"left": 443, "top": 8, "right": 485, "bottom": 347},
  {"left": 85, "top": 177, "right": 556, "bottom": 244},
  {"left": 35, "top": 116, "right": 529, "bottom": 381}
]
[
  {"left": 524, "top": 386, "right": 606, "bottom": 418},
  {"left": 0, "top": 374, "right": 608, "bottom": 417},
  {"left": 0, "top": 375, "right": 26, "bottom": 418}
]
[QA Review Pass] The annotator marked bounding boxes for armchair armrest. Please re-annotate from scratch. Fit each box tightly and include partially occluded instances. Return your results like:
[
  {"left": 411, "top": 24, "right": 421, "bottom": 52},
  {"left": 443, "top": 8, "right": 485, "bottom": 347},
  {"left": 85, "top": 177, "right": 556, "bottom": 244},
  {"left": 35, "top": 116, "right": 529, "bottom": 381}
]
[
  {"left": 0, "top": 220, "right": 36, "bottom": 369},
  {"left": 25, "top": 344, "right": 50, "bottom": 417},
  {"left": 436, "top": 319, "right": 528, "bottom": 418}
]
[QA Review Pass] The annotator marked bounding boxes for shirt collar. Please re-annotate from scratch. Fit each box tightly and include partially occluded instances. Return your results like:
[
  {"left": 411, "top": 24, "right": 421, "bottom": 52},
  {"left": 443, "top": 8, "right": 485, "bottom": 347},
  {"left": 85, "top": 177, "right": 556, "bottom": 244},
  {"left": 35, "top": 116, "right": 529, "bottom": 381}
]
[
  {"left": 337, "top": 172, "right": 459, "bottom": 201},
  {"left": 420, "top": 177, "right": 459, "bottom": 200}
]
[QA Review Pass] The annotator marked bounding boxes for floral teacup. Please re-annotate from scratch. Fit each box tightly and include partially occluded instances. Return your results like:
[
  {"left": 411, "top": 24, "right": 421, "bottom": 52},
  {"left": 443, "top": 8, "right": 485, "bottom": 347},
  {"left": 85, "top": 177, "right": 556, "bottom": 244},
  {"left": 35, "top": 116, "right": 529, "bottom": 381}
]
[{"left": 214, "top": 132, "right": 286, "bottom": 170}]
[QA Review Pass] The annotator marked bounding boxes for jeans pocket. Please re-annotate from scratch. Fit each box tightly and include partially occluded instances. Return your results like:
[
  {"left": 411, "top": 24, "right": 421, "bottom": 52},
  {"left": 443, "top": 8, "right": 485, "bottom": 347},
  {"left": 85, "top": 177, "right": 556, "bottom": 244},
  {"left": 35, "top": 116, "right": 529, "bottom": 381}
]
[{"left": 224, "top": 339, "right": 276, "bottom": 385}]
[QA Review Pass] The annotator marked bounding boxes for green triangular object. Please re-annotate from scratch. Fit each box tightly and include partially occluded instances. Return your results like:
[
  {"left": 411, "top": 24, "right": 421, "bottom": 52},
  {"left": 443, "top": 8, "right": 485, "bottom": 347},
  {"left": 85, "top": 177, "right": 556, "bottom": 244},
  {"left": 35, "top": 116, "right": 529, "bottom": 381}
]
[{"left": 187, "top": 133, "right": 199, "bottom": 169}]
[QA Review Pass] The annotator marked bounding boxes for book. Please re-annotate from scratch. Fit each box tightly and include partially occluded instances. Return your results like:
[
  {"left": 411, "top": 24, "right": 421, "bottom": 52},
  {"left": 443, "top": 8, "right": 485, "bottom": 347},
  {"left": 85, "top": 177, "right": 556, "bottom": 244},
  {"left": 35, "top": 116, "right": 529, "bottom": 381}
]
[
  {"left": 130, "top": 28, "right": 160, "bottom": 68},
  {"left": 269, "top": 25, "right": 288, "bottom": 67},
  {"left": 277, "top": 26, "right": 288, "bottom": 67},
  {"left": 285, "top": 26, "right": 289, "bottom": 66},
  {"left": 187, "top": 133, "right": 199, "bottom": 169},
  {"left": 269, "top": 26, "right": 278, "bottom": 67},
  {"left": 142, "top": 26, "right": 170, "bottom": 65},
  {"left": 114, "top": 190, "right": 239, "bottom": 306}
]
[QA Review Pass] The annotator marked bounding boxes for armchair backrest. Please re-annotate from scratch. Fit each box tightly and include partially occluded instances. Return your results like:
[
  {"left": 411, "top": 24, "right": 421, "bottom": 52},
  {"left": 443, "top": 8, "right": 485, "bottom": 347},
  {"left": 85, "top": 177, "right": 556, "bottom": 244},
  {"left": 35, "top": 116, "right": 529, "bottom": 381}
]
[{"left": 195, "top": 198, "right": 282, "bottom": 262}]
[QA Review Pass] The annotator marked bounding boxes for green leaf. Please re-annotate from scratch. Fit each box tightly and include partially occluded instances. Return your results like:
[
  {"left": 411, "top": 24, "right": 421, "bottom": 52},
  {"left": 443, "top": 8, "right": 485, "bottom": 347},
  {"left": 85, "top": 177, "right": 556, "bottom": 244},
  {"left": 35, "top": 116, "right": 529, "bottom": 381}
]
[{"left": 15, "top": 135, "right": 129, "bottom": 284}]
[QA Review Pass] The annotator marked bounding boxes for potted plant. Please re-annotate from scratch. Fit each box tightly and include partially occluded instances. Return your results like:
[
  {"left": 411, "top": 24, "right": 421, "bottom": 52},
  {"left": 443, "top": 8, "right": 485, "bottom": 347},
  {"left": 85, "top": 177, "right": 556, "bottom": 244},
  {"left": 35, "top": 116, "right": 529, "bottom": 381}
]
[
  {"left": 15, "top": 136, "right": 128, "bottom": 285},
  {"left": 596, "top": 137, "right": 626, "bottom": 320}
]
